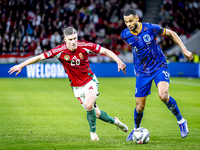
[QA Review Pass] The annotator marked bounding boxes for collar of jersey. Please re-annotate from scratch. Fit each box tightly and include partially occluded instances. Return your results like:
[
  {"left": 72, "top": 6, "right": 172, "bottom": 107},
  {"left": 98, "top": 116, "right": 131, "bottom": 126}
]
[{"left": 130, "top": 22, "right": 142, "bottom": 35}]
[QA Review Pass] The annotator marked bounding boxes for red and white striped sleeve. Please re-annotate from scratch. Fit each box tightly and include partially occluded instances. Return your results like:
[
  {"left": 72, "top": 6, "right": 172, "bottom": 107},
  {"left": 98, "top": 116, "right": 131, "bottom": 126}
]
[
  {"left": 78, "top": 41, "right": 101, "bottom": 54},
  {"left": 44, "top": 44, "right": 66, "bottom": 59}
]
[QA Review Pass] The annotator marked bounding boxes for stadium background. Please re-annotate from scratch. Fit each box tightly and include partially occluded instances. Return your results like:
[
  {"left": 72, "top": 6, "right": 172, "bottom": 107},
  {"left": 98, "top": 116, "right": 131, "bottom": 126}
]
[
  {"left": 0, "top": 0, "right": 200, "bottom": 78},
  {"left": 0, "top": 1, "right": 200, "bottom": 150}
]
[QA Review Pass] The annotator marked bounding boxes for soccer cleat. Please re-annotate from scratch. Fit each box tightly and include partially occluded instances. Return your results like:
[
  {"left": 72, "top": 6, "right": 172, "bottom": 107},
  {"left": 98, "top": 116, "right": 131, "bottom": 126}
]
[
  {"left": 126, "top": 129, "right": 134, "bottom": 141},
  {"left": 178, "top": 118, "right": 189, "bottom": 138},
  {"left": 90, "top": 132, "right": 99, "bottom": 140},
  {"left": 113, "top": 117, "right": 128, "bottom": 132},
  {"left": 126, "top": 127, "right": 140, "bottom": 141}
]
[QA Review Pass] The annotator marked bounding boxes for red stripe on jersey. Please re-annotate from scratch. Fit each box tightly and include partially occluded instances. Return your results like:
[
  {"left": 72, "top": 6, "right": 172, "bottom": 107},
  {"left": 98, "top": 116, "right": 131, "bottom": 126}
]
[{"left": 77, "top": 97, "right": 83, "bottom": 104}]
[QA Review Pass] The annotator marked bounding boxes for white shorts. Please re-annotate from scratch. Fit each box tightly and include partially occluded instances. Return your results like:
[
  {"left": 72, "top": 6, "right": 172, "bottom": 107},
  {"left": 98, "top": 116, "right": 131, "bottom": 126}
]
[{"left": 72, "top": 75, "right": 99, "bottom": 109}]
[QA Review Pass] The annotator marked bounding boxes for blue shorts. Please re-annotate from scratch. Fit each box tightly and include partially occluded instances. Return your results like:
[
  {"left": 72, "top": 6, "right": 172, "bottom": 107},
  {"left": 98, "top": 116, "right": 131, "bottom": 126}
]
[{"left": 135, "top": 67, "right": 170, "bottom": 97}]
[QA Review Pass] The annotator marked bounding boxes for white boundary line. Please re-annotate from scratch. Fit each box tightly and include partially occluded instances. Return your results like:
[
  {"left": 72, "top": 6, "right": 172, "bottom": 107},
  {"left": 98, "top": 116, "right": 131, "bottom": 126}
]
[{"left": 170, "top": 80, "right": 200, "bottom": 87}]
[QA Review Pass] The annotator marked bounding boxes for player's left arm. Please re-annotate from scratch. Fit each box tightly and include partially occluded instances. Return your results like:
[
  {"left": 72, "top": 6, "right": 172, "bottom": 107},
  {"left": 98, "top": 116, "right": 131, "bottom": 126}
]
[
  {"left": 99, "top": 47, "right": 126, "bottom": 74},
  {"left": 163, "top": 28, "right": 193, "bottom": 61}
]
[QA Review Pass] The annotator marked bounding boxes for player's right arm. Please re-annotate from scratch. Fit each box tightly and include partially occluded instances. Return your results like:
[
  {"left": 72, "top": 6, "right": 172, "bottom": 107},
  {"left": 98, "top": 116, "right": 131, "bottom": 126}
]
[{"left": 8, "top": 53, "right": 46, "bottom": 76}]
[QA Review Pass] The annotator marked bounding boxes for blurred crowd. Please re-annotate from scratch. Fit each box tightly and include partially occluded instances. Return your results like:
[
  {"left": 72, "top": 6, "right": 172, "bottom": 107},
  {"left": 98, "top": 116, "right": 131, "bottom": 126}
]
[
  {"left": 158, "top": 0, "right": 200, "bottom": 62},
  {"left": 0, "top": 0, "right": 145, "bottom": 63},
  {"left": 0, "top": 0, "right": 199, "bottom": 63}
]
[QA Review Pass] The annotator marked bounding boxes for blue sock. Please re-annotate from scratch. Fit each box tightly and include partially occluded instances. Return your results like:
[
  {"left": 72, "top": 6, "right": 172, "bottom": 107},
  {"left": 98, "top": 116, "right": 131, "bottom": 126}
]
[
  {"left": 165, "top": 96, "right": 183, "bottom": 121},
  {"left": 134, "top": 108, "right": 143, "bottom": 129}
]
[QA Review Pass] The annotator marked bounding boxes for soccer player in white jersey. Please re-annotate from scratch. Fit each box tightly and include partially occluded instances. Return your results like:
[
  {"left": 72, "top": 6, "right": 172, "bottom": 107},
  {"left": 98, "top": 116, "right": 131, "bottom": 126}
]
[{"left": 9, "top": 27, "right": 128, "bottom": 140}]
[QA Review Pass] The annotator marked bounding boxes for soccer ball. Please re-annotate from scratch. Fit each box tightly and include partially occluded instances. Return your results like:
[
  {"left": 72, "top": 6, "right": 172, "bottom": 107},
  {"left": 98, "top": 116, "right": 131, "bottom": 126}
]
[{"left": 133, "top": 127, "right": 150, "bottom": 144}]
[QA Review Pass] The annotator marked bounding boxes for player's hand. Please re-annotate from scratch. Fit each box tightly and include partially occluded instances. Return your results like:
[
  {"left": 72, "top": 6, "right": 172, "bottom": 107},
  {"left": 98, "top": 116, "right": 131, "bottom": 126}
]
[
  {"left": 118, "top": 62, "right": 126, "bottom": 74},
  {"left": 183, "top": 50, "right": 193, "bottom": 61},
  {"left": 8, "top": 65, "right": 22, "bottom": 76}
]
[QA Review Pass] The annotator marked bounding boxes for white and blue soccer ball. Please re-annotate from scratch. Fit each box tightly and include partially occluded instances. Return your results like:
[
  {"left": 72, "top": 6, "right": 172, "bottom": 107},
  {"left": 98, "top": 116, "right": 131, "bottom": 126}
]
[{"left": 133, "top": 127, "right": 150, "bottom": 144}]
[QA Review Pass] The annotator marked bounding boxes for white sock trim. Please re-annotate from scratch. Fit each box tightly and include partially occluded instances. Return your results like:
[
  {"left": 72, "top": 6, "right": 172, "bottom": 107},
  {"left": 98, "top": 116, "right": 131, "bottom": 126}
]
[{"left": 177, "top": 118, "right": 185, "bottom": 124}]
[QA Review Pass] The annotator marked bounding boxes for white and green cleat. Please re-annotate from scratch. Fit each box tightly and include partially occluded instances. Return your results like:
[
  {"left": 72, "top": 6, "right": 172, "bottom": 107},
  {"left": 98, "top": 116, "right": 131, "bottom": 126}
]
[
  {"left": 113, "top": 117, "right": 128, "bottom": 132},
  {"left": 90, "top": 132, "right": 99, "bottom": 140}
]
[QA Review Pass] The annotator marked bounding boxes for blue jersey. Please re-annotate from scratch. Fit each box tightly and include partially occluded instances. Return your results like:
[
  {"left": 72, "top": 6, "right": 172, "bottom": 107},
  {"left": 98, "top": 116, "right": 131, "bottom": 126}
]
[{"left": 121, "top": 22, "right": 168, "bottom": 76}]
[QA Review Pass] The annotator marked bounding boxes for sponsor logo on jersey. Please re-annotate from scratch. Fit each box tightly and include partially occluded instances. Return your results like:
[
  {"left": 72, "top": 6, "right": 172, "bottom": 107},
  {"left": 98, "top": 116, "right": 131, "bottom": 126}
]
[
  {"left": 79, "top": 53, "right": 83, "bottom": 59},
  {"left": 46, "top": 51, "right": 52, "bottom": 57},
  {"left": 72, "top": 56, "right": 77, "bottom": 59},
  {"left": 133, "top": 46, "right": 138, "bottom": 52},
  {"left": 143, "top": 34, "right": 151, "bottom": 43},
  {"left": 64, "top": 55, "right": 70, "bottom": 61},
  {"left": 88, "top": 86, "right": 93, "bottom": 90}
]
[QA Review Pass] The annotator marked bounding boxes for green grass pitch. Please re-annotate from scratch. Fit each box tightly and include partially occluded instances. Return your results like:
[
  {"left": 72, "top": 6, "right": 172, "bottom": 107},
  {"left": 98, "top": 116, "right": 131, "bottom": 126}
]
[{"left": 0, "top": 77, "right": 200, "bottom": 150}]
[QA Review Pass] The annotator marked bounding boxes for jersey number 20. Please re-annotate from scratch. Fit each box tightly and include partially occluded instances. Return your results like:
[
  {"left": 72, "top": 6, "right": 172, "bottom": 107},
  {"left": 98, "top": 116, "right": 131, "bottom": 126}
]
[{"left": 71, "top": 59, "right": 80, "bottom": 66}]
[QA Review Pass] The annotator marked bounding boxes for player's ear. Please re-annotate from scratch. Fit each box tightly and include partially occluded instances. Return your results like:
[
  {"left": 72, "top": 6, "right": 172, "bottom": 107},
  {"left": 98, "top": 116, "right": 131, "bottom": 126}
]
[
  {"left": 64, "top": 37, "right": 67, "bottom": 43},
  {"left": 136, "top": 15, "right": 139, "bottom": 22}
]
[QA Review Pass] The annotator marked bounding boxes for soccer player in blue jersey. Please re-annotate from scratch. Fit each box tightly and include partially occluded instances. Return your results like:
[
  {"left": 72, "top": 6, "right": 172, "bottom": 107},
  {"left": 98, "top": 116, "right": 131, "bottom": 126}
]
[{"left": 121, "top": 9, "right": 193, "bottom": 140}]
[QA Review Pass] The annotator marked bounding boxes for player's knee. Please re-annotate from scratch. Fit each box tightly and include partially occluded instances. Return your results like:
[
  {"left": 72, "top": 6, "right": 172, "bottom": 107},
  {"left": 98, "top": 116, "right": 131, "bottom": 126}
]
[
  {"left": 84, "top": 103, "right": 93, "bottom": 111},
  {"left": 159, "top": 93, "right": 168, "bottom": 103},
  {"left": 85, "top": 92, "right": 96, "bottom": 111},
  {"left": 136, "top": 104, "right": 145, "bottom": 113}
]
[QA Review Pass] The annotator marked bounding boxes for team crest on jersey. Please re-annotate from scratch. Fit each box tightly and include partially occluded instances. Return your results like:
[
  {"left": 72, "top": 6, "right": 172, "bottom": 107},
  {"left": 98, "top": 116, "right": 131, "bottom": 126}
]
[
  {"left": 143, "top": 34, "right": 151, "bottom": 44},
  {"left": 46, "top": 51, "right": 52, "bottom": 57},
  {"left": 79, "top": 53, "right": 83, "bottom": 59},
  {"left": 64, "top": 55, "right": 70, "bottom": 61}
]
